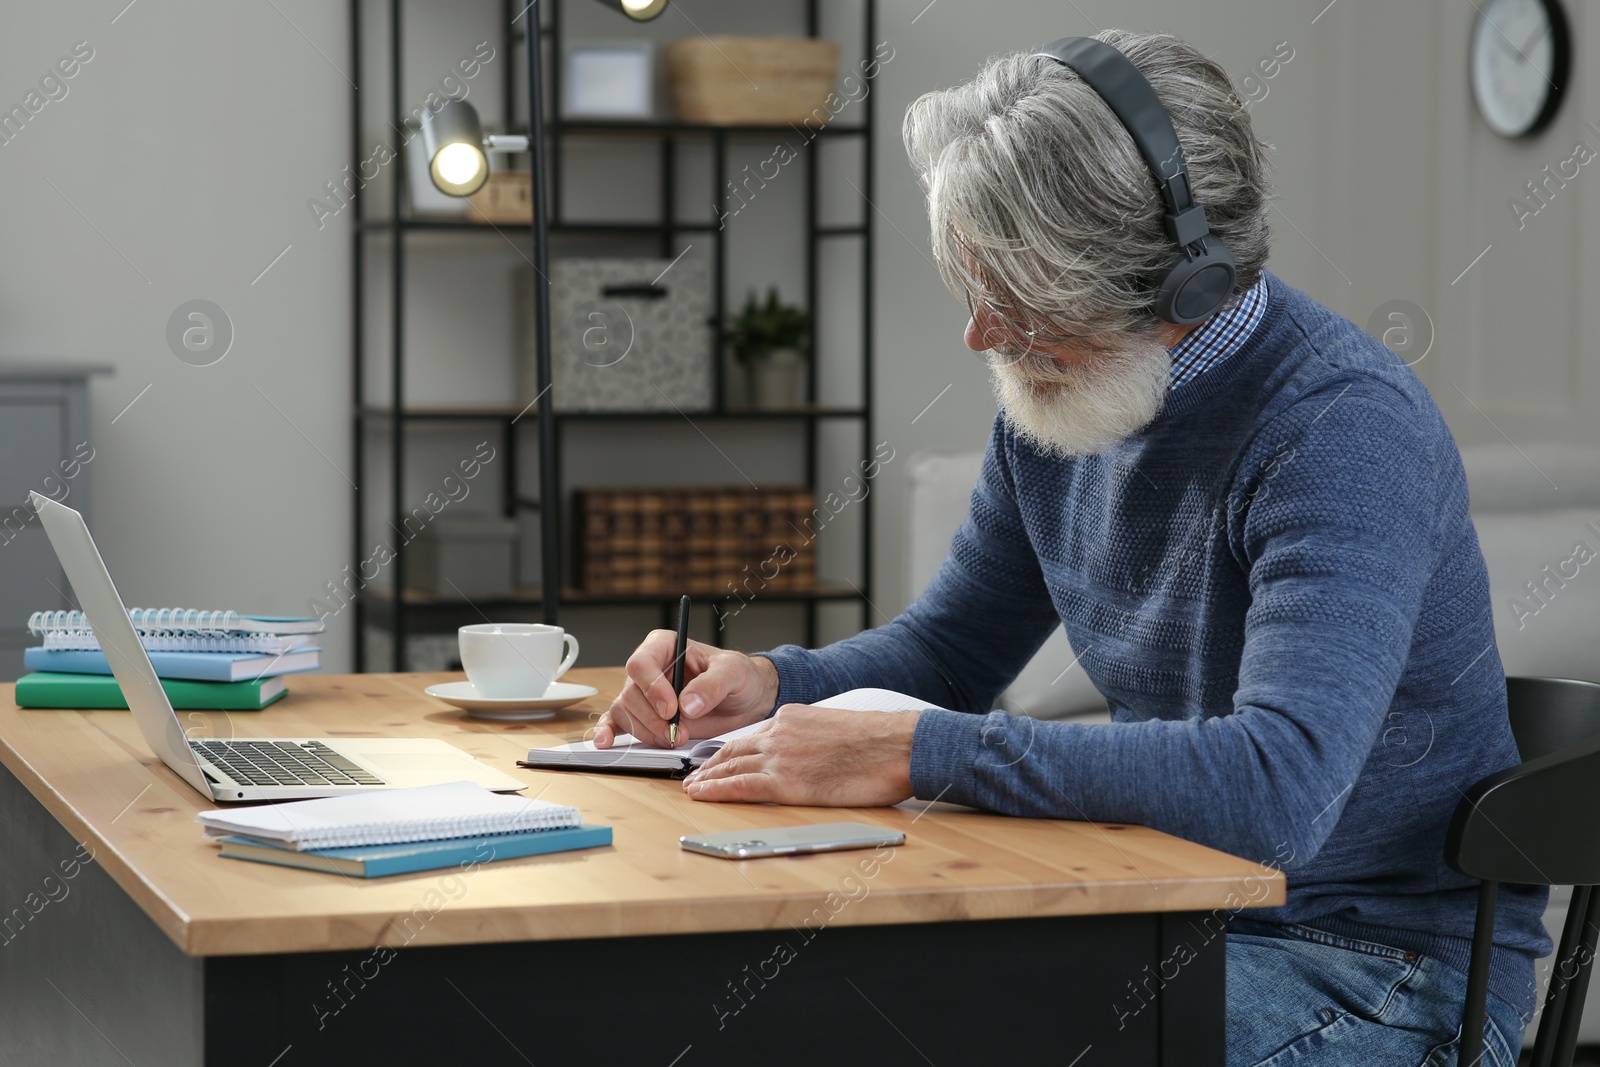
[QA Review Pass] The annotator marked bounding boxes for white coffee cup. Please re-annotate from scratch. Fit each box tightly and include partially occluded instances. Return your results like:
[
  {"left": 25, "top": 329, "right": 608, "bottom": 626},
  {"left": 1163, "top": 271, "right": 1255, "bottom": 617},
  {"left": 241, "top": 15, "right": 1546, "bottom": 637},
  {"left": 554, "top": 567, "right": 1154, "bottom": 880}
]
[{"left": 458, "top": 623, "right": 579, "bottom": 699}]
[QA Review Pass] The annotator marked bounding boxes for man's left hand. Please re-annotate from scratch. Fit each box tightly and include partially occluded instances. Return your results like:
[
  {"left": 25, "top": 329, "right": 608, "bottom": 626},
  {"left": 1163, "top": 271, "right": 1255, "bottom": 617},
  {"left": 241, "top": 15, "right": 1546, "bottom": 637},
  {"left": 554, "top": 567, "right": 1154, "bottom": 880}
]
[{"left": 683, "top": 705, "right": 920, "bottom": 807}]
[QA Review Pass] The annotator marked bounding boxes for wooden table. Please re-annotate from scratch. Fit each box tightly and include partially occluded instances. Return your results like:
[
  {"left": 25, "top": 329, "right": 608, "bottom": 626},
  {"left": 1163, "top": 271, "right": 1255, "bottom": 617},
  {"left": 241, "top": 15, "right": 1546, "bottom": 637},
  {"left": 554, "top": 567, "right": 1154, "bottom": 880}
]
[{"left": 0, "top": 669, "right": 1282, "bottom": 1066}]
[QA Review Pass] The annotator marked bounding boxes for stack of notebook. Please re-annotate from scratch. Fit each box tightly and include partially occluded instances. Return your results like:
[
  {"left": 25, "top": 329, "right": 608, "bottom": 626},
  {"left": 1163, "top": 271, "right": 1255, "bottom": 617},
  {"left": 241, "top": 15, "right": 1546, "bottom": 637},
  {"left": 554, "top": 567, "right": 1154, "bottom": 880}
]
[
  {"left": 196, "top": 781, "right": 612, "bottom": 877},
  {"left": 15, "top": 607, "right": 325, "bottom": 711}
]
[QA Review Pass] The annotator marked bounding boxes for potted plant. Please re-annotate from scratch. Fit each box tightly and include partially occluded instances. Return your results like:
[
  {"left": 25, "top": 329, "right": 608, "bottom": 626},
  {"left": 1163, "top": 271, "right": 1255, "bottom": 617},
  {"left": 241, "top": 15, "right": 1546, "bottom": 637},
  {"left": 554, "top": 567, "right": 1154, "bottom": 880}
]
[{"left": 727, "top": 287, "right": 809, "bottom": 409}]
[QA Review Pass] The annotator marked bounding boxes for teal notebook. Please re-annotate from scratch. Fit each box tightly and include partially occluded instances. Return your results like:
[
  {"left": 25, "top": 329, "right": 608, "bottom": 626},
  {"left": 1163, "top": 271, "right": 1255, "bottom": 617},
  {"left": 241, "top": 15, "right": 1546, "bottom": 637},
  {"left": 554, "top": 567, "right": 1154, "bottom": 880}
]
[{"left": 215, "top": 824, "right": 612, "bottom": 878}]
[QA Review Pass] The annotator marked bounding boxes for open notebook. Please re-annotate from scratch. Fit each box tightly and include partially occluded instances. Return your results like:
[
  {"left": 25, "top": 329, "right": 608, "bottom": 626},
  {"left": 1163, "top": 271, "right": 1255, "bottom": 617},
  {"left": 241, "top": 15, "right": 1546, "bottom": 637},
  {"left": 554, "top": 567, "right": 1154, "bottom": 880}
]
[{"left": 519, "top": 687, "right": 930, "bottom": 776}]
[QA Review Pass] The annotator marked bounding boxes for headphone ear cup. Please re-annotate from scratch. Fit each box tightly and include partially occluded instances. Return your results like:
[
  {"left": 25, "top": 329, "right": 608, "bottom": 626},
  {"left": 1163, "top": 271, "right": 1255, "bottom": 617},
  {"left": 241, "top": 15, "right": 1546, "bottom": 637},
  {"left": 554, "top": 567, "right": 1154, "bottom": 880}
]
[{"left": 1155, "top": 243, "right": 1237, "bottom": 325}]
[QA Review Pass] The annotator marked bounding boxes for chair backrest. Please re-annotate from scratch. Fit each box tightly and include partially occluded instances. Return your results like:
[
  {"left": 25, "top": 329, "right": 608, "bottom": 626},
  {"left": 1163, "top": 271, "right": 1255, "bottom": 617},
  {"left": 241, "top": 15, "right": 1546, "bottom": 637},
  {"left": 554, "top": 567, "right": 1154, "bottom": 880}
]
[
  {"left": 1507, "top": 676, "right": 1600, "bottom": 761},
  {"left": 1447, "top": 677, "right": 1600, "bottom": 885}
]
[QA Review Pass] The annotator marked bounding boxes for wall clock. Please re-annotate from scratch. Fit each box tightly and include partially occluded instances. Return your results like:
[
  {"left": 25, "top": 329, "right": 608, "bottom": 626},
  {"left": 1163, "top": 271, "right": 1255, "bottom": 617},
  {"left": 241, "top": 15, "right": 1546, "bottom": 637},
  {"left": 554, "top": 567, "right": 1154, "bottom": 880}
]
[{"left": 1470, "top": 0, "right": 1571, "bottom": 138}]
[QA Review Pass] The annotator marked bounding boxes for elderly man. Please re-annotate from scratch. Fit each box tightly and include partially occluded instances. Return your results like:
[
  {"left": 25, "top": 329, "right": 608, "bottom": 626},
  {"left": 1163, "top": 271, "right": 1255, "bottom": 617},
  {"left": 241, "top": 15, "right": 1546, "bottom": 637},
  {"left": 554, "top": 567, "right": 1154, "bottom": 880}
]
[{"left": 596, "top": 29, "right": 1548, "bottom": 1066}]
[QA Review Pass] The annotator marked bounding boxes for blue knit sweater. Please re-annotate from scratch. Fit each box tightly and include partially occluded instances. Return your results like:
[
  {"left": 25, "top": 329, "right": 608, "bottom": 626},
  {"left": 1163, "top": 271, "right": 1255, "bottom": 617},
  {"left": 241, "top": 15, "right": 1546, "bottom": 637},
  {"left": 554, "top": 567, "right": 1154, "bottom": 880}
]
[{"left": 763, "top": 271, "right": 1551, "bottom": 1015}]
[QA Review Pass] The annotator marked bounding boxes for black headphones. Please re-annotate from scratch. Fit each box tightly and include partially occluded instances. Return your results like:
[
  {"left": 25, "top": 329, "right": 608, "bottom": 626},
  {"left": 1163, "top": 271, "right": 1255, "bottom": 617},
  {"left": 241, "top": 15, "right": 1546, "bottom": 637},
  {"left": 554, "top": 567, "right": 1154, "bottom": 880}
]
[{"left": 1034, "top": 37, "right": 1237, "bottom": 325}]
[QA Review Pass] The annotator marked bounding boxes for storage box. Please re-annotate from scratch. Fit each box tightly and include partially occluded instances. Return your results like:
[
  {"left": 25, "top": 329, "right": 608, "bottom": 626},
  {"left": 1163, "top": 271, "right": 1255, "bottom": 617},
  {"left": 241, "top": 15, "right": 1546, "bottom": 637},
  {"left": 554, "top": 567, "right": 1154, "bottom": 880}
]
[
  {"left": 518, "top": 254, "right": 713, "bottom": 412},
  {"left": 408, "top": 513, "right": 519, "bottom": 600},
  {"left": 664, "top": 37, "right": 839, "bottom": 126}
]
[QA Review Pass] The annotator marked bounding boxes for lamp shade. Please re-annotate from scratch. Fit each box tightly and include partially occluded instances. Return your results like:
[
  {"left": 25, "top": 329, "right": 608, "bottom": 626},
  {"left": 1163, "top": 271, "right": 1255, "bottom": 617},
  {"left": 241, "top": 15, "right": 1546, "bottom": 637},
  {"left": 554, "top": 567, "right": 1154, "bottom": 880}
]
[
  {"left": 594, "top": 0, "right": 669, "bottom": 20},
  {"left": 419, "top": 99, "right": 489, "bottom": 197}
]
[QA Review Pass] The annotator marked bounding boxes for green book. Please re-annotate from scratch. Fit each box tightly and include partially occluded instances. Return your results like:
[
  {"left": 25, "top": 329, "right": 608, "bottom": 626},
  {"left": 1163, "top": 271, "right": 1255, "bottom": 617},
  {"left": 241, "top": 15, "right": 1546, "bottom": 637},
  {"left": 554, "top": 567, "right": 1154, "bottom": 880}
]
[{"left": 13, "top": 671, "right": 288, "bottom": 711}]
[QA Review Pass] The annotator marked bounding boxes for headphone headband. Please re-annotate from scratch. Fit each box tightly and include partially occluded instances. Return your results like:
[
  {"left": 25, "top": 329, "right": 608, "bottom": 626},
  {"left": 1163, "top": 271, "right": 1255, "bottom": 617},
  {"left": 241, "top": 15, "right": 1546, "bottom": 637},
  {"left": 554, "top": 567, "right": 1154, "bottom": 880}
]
[
  {"left": 1033, "top": 36, "right": 1236, "bottom": 324},
  {"left": 1035, "top": 38, "right": 1195, "bottom": 218}
]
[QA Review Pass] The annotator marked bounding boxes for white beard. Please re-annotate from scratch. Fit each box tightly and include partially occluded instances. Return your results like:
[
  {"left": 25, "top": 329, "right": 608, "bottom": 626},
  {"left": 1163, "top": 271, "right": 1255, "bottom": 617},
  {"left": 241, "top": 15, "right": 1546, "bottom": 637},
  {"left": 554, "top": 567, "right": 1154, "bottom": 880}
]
[{"left": 990, "top": 337, "right": 1171, "bottom": 458}]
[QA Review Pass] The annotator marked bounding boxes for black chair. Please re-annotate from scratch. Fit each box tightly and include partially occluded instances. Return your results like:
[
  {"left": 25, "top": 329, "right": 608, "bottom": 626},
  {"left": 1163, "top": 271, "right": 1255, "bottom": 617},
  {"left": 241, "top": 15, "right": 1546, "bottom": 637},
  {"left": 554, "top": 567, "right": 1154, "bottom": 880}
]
[{"left": 1447, "top": 676, "right": 1600, "bottom": 1067}]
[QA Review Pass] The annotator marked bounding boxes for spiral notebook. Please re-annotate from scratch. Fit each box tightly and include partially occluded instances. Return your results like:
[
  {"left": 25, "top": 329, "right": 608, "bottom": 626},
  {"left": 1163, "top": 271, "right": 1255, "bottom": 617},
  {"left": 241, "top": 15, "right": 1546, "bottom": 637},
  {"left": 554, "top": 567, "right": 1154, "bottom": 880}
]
[
  {"left": 195, "top": 781, "right": 581, "bottom": 851},
  {"left": 29, "top": 608, "right": 325, "bottom": 637},
  {"left": 39, "top": 631, "right": 319, "bottom": 655}
]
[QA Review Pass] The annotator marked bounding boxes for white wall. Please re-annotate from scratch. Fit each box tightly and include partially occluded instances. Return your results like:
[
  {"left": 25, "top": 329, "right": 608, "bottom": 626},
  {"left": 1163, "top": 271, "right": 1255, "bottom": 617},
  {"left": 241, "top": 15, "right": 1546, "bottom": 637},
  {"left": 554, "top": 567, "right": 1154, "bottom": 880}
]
[
  {"left": 3, "top": 0, "right": 1592, "bottom": 670},
  {"left": 0, "top": 2, "right": 356, "bottom": 660}
]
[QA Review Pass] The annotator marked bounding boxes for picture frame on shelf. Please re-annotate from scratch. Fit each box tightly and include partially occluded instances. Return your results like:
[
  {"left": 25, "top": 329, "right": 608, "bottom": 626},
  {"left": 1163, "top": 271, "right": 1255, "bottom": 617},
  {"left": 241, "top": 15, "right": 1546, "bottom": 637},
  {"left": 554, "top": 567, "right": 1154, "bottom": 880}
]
[{"left": 563, "top": 41, "right": 654, "bottom": 120}]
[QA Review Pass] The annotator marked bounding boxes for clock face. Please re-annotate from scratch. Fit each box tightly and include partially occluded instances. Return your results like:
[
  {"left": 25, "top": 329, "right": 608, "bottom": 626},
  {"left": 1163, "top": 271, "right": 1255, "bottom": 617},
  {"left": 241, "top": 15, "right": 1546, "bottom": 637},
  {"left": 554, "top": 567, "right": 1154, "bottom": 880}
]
[{"left": 1470, "top": 0, "right": 1570, "bottom": 138}]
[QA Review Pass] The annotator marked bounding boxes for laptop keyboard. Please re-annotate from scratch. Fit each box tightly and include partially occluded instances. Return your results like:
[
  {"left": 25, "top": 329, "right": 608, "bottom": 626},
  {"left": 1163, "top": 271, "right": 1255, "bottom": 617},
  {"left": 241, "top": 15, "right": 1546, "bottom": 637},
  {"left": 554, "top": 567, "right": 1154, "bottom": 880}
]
[{"left": 191, "top": 740, "right": 386, "bottom": 788}]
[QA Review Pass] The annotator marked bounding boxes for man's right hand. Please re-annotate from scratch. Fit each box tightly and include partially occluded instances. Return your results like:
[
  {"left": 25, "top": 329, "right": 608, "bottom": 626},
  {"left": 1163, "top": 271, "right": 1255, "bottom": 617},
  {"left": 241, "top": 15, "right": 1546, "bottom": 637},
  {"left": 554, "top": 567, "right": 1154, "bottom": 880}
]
[{"left": 593, "top": 632, "right": 780, "bottom": 749}]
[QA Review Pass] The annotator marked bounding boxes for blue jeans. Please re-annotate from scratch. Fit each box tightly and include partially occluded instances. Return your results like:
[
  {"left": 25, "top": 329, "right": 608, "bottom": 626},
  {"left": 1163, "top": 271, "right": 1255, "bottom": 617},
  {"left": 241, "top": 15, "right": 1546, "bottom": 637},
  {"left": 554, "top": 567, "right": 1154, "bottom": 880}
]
[{"left": 1226, "top": 921, "right": 1527, "bottom": 1067}]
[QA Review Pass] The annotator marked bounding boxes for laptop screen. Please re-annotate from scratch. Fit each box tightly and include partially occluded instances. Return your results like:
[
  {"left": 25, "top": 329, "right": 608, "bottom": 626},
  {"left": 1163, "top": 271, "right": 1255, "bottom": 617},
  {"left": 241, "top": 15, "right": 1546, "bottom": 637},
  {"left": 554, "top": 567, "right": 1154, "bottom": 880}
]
[{"left": 29, "top": 492, "right": 211, "bottom": 796}]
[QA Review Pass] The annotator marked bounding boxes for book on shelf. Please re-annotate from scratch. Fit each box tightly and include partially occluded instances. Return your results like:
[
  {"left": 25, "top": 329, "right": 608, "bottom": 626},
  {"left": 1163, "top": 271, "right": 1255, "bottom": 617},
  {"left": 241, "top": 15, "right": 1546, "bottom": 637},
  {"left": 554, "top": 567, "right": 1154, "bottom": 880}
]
[
  {"left": 611, "top": 492, "right": 641, "bottom": 590},
  {"left": 214, "top": 824, "right": 613, "bottom": 878},
  {"left": 14, "top": 671, "right": 288, "bottom": 711},
  {"left": 779, "top": 486, "right": 817, "bottom": 591},
  {"left": 713, "top": 491, "right": 742, "bottom": 595},
  {"left": 686, "top": 491, "right": 717, "bottom": 591},
  {"left": 576, "top": 485, "right": 818, "bottom": 596},
  {"left": 28, "top": 608, "right": 326, "bottom": 637},
  {"left": 664, "top": 498, "right": 688, "bottom": 595},
  {"left": 23, "top": 646, "right": 320, "bottom": 683}
]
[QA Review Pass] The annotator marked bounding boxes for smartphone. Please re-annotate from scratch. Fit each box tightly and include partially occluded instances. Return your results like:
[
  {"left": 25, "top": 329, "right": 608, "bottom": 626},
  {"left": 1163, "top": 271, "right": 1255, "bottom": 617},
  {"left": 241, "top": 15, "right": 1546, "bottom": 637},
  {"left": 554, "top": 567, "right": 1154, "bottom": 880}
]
[{"left": 679, "top": 822, "right": 905, "bottom": 860}]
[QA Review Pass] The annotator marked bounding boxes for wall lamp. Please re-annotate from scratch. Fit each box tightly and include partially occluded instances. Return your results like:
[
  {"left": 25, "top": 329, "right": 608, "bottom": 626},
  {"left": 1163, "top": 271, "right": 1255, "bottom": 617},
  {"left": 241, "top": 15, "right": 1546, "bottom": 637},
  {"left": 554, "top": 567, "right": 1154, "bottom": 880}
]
[
  {"left": 600, "top": 0, "right": 669, "bottom": 18},
  {"left": 418, "top": 100, "right": 535, "bottom": 198}
]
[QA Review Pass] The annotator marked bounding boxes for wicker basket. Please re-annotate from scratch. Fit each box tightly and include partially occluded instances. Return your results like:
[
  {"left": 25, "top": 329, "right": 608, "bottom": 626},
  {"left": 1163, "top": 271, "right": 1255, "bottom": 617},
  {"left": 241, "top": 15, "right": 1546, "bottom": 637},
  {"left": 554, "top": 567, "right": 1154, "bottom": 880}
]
[
  {"left": 664, "top": 37, "right": 840, "bottom": 126},
  {"left": 467, "top": 171, "right": 533, "bottom": 224}
]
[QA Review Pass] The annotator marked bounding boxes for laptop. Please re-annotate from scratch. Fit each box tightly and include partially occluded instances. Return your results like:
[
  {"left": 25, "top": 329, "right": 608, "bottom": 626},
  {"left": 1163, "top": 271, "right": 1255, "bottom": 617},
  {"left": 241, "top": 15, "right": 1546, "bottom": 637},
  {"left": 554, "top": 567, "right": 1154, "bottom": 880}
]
[{"left": 29, "top": 491, "right": 528, "bottom": 802}]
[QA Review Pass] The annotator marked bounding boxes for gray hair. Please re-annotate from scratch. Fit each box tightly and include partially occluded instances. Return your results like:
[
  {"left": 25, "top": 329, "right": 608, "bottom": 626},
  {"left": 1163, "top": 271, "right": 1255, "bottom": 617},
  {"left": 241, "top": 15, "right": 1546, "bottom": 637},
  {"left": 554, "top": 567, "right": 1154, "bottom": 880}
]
[{"left": 904, "top": 29, "right": 1272, "bottom": 348}]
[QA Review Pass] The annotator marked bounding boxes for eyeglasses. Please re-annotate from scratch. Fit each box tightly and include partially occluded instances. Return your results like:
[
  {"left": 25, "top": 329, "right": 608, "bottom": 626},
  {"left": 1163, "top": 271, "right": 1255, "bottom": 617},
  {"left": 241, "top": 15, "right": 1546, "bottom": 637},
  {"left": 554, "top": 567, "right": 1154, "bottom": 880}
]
[{"left": 963, "top": 288, "right": 1045, "bottom": 366}]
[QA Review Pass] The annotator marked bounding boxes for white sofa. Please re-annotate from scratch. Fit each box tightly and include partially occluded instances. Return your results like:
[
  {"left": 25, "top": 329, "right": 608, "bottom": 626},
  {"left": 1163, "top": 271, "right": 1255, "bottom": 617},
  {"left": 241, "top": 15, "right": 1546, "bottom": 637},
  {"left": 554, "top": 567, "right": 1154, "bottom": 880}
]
[
  {"left": 906, "top": 450, "right": 1111, "bottom": 722},
  {"left": 906, "top": 441, "right": 1600, "bottom": 1042}
]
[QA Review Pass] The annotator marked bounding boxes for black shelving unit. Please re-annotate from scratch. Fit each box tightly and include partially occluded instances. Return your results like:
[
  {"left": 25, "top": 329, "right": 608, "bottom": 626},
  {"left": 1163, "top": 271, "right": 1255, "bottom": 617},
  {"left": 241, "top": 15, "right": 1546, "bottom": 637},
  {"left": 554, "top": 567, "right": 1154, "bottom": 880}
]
[{"left": 352, "top": 0, "right": 878, "bottom": 671}]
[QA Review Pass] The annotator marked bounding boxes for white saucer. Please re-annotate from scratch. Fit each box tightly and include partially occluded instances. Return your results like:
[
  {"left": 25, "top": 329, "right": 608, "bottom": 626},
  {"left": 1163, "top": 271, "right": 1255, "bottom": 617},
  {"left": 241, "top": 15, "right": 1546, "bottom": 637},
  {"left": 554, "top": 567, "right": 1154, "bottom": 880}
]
[{"left": 423, "top": 680, "right": 601, "bottom": 721}]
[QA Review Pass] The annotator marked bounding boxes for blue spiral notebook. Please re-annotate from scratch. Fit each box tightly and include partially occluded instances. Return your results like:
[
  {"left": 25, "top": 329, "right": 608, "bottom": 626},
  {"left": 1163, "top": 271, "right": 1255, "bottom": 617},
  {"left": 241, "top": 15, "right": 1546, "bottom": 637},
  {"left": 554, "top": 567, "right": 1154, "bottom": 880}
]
[{"left": 216, "top": 824, "right": 613, "bottom": 878}]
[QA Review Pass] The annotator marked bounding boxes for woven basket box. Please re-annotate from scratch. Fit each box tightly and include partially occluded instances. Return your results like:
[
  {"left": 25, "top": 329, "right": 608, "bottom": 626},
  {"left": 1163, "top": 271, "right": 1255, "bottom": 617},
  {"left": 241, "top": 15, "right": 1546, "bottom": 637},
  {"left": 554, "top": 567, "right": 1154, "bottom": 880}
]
[{"left": 664, "top": 36, "right": 839, "bottom": 126}]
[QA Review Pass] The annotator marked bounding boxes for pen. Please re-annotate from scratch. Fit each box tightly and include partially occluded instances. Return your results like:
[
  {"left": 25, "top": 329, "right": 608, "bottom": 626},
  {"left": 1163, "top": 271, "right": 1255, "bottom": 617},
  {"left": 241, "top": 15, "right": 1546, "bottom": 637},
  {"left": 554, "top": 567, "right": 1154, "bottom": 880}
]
[{"left": 669, "top": 594, "right": 690, "bottom": 747}]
